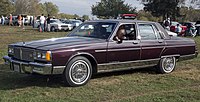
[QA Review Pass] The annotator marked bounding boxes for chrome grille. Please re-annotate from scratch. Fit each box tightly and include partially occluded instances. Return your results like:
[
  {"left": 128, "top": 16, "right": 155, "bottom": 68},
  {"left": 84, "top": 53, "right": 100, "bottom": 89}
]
[
  {"left": 14, "top": 47, "right": 21, "bottom": 59},
  {"left": 14, "top": 47, "right": 34, "bottom": 62}
]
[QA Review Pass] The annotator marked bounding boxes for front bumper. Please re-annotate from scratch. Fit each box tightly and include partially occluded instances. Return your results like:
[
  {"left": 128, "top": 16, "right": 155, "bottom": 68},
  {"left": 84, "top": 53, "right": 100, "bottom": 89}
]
[
  {"left": 3, "top": 56, "right": 65, "bottom": 75},
  {"left": 58, "top": 26, "right": 68, "bottom": 31}
]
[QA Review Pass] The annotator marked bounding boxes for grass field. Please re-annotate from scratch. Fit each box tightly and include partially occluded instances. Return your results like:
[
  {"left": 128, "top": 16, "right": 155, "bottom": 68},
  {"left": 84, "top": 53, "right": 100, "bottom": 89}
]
[{"left": 0, "top": 26, "right": 200, "bottom": 102}]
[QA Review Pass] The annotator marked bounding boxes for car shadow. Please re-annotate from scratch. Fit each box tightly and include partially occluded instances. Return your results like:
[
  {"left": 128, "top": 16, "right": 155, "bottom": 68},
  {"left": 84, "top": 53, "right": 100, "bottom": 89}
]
[{"left": 0, "top": 64, "right": 157, "bottom": 90}]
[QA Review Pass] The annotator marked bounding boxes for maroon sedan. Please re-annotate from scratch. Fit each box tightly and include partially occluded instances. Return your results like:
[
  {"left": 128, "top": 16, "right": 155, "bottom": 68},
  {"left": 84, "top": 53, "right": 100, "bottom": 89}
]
[{"left": 3, "top": 20, "right": 198, "bottom": 86}]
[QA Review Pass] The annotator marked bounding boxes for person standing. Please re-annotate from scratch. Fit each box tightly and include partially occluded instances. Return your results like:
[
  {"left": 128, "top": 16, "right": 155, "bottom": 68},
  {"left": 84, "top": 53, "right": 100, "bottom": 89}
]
[
  {"left": 163, "top": 18, "right": 171, "bottom": 30},
  {"left": 1, "top": 15, "right": 5, "bottom": 25},
  {"left": 9, "top": 14, "right": 13, "bottom": 26},
  {"left": 18, "top": 15, "right": 22, "bottom": 27},
  {"left": 22, "top": 16, "right": 25, "bottom": 29},
  {"left": 46, "top": 14, "right": 51, "bottom": 32},
  {"left": 40, "top": 14, "right": 45, "bottom": 32},
  {"left": 175, "top": 24, "right": 182, "bottom": 36}
]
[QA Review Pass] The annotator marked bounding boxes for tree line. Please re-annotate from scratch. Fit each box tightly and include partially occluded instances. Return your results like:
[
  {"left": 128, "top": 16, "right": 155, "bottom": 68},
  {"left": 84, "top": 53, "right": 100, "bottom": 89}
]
[
  {"left": 0, "top": 0, "right": 89, "bottom": 20},
  {"left": 1, "top": 0, "right": 200, "bottom": 21},
  {"left": 91, "top": 0, "right": 200, "bottom": 22}
]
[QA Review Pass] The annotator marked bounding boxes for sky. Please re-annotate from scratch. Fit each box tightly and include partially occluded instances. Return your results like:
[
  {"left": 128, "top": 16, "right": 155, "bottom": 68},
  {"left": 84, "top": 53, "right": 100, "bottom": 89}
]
[{"left": 40, "top": 0, "right": 144, "bottom": 17}]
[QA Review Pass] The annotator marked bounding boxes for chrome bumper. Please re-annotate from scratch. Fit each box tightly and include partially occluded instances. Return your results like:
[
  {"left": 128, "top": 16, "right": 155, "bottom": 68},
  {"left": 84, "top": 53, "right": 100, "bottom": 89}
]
[
  {"left": 178, "top": 51, "right": 198, "bottom": 61},
  {"left": 3, "top": 56, "right": 65, "bottom": 75}
]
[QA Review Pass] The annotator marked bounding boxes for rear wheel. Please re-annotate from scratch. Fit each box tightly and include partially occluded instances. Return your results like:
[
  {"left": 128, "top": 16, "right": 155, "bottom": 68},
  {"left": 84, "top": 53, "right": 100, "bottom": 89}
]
[
  {"left": 51, "top": 26, "right": 56, "bottom": 32},
  {"left": 157, "top": 57, "right": 176, "bottom": 74},
  {"left": 63, "top": 56, "right": 92, "bottom": 87}
]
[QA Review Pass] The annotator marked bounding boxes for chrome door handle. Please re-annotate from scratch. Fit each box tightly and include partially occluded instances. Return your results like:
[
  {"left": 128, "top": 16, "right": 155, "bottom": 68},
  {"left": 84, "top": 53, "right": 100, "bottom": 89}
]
[{"left": 133, "top": 41, "right": 139, "bottom": 44}]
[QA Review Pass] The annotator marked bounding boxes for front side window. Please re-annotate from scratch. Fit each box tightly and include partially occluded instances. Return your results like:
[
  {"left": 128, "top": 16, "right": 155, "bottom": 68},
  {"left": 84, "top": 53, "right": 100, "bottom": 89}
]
[
  {"left": 68, "top": 22, "right": 116, "bottom": 39},
  {"left": 113, "top": 24, "right": 136, "bottom": 42},
  {"left": 138, "top": 24, "right": 157, "bottom": 40}
]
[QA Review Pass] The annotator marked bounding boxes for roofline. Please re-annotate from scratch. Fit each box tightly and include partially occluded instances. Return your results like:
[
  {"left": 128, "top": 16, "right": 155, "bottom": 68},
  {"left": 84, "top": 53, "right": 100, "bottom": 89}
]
[{"left": 85, "top": 19, "right": 154, "bottom": 23}]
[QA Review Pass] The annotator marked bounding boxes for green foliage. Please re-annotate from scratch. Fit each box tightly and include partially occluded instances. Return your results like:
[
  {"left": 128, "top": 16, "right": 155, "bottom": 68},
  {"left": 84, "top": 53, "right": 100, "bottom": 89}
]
[
  {"left": 137, "top": 10, "right": 161, "bottom": 22},
  {"left": 91, "top": 0, "right": 136, "bottom": 18},
  {"left": 43, "top": 2, "right": 59, "bottom": 17},
  {"left": 178, "top": 7, "right": 200, "bottom": 22},
  {"left": 142, "top": 0, "right": 181, "bottom": 20},
  {"left": 0, "top": 0, "right": 15, "bottom": 16},
  {"left": 14, "top": 0, "right": 40, "bottom": 15},
  {"left": 82, "top": 15, "right": 89, "bottom": 20},
  {"left": 57, "top": 13, "right": 79, "bottom": 19}
]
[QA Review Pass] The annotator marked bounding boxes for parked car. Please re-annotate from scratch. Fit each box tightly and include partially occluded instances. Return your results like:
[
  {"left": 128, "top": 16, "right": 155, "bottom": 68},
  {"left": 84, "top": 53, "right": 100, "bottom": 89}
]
[
  {"left": 195, "top": 21, "right": 200, "bottom": 36},
  {"left": 3, "top": 20, "right": 198, "bottom": 87},
  {"left": 166, "top": 30, "right": 177, "bottom": 37},
  {"left": 170, "top": 21, "right": 187, "bottom": 36},
  {"left": 69, "top": 19, "right": 83, "bottom": 28},
  {"left": 61, "top": 19, "right": 74, "bottom": 31},
  {"left": 4, "top": 17, "right": 9, "bottom": 25},
  {"left": 12, "top": 16, "right": 19, "bottom": 26},
  {"left": 49, "top": 19, "right": 69, "bottom": 31},
  {"left": 181, "top": 22, "right": 197, "bottom": 36},
  {"left": 33, "top": 16, "right": 41, "bottom": 28}
]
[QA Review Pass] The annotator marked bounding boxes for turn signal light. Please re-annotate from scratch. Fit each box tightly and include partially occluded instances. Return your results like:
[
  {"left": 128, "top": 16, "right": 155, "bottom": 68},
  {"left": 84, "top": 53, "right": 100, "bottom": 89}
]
[{"left": 46, "top": 51, "right": 51, "bottom": 61}]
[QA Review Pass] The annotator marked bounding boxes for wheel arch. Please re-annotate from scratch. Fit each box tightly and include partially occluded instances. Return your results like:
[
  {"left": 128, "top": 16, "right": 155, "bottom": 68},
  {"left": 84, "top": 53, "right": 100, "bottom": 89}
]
[
  {"left": 66, "top": 52, "right": 98, "bottom": 74},
  {"left": 160, "top": 47, "right": 180, "bottom": 59}
]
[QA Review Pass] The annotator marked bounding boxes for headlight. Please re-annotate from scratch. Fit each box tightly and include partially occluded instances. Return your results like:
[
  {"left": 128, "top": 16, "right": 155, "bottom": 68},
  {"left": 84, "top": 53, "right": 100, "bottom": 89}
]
[
  {"left": 8, "top": 47, "right": 14, "bottom": 54},
  {"left": 35, "top": 51, "right": 51, "bottom": 61},
  {"left": 37, "top": 52, "right": 42, "bottom": 58}
]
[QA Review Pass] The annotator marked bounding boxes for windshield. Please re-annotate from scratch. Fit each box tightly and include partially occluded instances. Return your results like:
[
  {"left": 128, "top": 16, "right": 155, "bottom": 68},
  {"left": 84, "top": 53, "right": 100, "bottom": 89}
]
[{"left": 68, "top": 22, "right": 117, "bottom": 39}]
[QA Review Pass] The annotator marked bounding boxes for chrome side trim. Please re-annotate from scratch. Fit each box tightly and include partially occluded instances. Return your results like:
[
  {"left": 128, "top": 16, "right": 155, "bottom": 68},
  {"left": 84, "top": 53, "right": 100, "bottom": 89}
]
[
  {"left": 142, "top": 46, "right": 164, "bottom": 50},
  {"left": 108, "top": 48, "right": 140, "bottom": 52},
  {"left": 54, "top": 66, "right": 65, "bottom": 69},
  {"left": 97, "top": 58, "right": 160, "bottom": 72},
  {"left": 98, "top": 65, "right": 156, "bottom": 73},
  {"left": 95, "top": 50, "right": 107, "bottom": 53},
  {"left": 98, "top": 58, "right": 160, "bottom": 66},
  {"left": 52, "top": 66, "right": 65, "bottom": 74},
  {"left": 161, "top": 54, "right": 180, "bottom": 58},
  {"left": 166, "top": 45, "right": 195, "bottom": 48}
]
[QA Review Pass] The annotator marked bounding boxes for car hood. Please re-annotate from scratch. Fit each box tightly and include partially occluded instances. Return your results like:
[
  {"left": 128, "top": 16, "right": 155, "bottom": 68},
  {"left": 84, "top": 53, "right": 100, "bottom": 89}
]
[{"left": 11, "top": 37, "right": 106, "bottom": 50}]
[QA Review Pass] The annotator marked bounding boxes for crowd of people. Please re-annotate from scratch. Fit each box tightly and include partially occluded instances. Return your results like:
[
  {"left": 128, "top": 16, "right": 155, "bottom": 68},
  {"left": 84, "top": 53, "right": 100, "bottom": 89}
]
[
  {"left": 1, "top": 13, "right": 51, "bottom": 32},
  {"left": 163, "top": 18, "right": 197, "bottom": 37},
  {"left": 1, "top": 14, "right": 29, "bottom": 29},
  {"left": 39, "top": 14, "right": 51, "bottom": 32}
]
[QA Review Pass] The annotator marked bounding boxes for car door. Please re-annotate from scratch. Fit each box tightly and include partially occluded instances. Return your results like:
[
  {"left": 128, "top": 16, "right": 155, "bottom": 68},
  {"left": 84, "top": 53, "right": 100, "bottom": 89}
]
[
  {"left": 107, "top": 24, "right": 141, "bottom": 63},
  {"left": 138, "top": 23, "right": 165, "bottom": 61}
]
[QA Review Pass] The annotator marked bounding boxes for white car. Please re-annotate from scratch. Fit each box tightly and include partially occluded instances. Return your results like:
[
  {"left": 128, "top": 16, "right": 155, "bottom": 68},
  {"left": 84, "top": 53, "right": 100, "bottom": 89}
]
[
  {"left": 61, "top": 20, "right": 74, "bottom": 31},
  {"left": 166, "top": 30, "right": 177, "bottom": 37},
  {"left": 69, "top": 19, "right": 83, "bottom": 28},
  {"left": 50, "top": 19, "right": 69, "bottom": 32}
]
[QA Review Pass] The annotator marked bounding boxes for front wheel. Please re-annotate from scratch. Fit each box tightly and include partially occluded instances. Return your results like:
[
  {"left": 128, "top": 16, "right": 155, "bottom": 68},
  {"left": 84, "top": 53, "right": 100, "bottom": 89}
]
[
  {"left": 63, "top": 56, "right": 92, "bottom": 87},
  {"left": 157, "top": 57, "right": 176, "bottom": 74}
]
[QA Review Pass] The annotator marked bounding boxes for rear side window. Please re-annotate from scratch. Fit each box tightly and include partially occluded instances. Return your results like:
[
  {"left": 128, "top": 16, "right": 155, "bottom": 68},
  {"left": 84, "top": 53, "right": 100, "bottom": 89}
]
[{"left": 138, "top": 24, "right": 157, "bottom": 40}]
